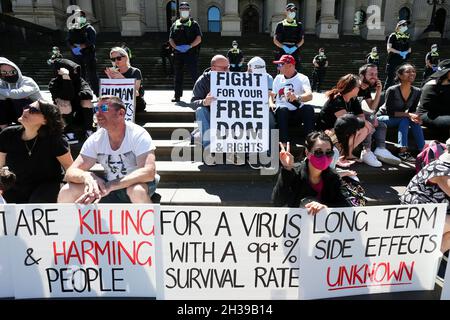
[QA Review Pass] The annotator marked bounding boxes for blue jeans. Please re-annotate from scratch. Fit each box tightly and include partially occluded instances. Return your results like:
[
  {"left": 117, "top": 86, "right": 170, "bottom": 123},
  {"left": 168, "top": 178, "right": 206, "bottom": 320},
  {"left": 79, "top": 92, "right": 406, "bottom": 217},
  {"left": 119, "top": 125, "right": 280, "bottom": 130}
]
[
  {"left": 195, "top": 106, "right": 211, "bottom": 147},
  {"left": 377, "top": 116, "right": 425, "bottom": 150},
  {"left": 275, "top": 105, "right": 315, "bottom": 144}
]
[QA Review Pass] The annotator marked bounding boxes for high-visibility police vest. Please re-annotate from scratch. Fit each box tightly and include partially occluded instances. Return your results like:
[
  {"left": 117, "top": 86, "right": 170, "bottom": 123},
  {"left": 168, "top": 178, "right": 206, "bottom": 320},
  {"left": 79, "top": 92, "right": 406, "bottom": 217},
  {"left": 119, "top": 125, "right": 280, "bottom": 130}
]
[
  {"left": 276, "top": 19, "right": 304, "bottom": 44},
  {"left": 170, "top": 18, "right": 199, "bottom": 45}
]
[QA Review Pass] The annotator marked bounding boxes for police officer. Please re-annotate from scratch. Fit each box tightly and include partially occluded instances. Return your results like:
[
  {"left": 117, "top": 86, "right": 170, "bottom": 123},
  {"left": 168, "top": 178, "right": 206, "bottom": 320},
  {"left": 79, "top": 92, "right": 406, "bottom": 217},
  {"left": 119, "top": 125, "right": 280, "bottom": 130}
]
[
  {"left": 311, "top": 48, "right": 328, "bottom": 93},
  {"left": 366, "top": 47, "right": 380, "bottom": 68},
  {"left": 423, "top": 44, "right": 440, "bottom": 83},
  {"left": 384, "top": 20, "right": 411, "bottom": 90},
  {"left": 273, "top": 3, "right": 304, "bottom": 72},
  {"left": 227, "top": 40, "right": 244, "bottom": 72},
  {"left": 66, "top": 9, "right": 99, "bottom": 96},
  {"left": 168, "top": 2, "right": 202, "bottom": 102}
]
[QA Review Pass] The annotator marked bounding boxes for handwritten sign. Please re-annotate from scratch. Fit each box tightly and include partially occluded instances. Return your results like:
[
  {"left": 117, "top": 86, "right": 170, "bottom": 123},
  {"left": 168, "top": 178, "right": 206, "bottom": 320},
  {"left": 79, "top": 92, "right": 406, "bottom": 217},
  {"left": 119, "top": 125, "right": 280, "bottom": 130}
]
[
  {"left": 210, "top": 72, "right": 269, "bottom": 153},
  {"left": 9, "top": 204, "right": 158, "bottom": 299},
  {"left": 299, "top": 204, "right": 447, "bottom": 299},
  {"left": 100, "top": 78, "right": 136, "bottom": 122},
  {"left": 0, "top": 205, "right": 15, "bottom": 298},
  {"left": 156, "top": 206, "right": 302, "bottom": 300}
]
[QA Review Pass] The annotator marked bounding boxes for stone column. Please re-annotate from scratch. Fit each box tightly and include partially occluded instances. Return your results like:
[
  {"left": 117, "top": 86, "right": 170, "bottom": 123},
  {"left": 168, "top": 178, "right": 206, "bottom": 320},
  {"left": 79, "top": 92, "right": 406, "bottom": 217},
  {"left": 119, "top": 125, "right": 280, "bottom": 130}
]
[
  {"left": 412, "top": 0, "right": 434, "bottom": 41},
  {"left": 316, "top": 0, "right": 339, "bottom": 39},
  {"left": 121, "top": 0, "right": 145, "bottom": 36},
  {"left": 342, "top": 0, "right": 356, "bottom": 35},
  {"left": 360, "top": 0, "right": 386, "bottom": 40},
  {"left": 221, "top": 0, "right": 241, "bottom": 36},
  {"left": 305, "top": 0, "right": 317, "bottom": 34},
  {"left": 270, "top": 0, "right": 286, "bottom": 36}
]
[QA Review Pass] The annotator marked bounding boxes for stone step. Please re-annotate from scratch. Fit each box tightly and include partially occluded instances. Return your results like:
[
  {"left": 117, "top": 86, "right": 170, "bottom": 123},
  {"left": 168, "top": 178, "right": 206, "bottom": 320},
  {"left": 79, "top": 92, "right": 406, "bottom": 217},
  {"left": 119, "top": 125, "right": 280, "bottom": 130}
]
[{"left": 143, "top": 122, "right": 198, "bottom": 140}]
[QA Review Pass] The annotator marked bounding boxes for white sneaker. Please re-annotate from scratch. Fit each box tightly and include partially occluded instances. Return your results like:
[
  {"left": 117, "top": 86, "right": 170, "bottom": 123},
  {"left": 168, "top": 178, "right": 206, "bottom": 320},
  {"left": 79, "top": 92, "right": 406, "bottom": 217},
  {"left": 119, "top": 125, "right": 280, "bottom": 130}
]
[
  {"left": 361, "top": 149, "right": 382, "bottom": 167},
  {"left": 374, "top": 147, "right": 401, "bottom": 166}
]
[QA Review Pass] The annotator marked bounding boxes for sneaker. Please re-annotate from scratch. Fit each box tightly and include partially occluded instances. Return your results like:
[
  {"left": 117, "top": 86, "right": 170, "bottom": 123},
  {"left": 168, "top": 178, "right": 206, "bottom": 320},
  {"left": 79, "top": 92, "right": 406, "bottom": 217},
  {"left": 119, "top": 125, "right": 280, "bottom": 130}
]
[
  {"left": 374, "top": 147, "right": 401, "bottom": 166},
  {"left": 360, "top": 149, "right": 382, "bottom": 167},
  {"left": 398, "top": 151, "right": 416, "bottom": 163},
  {"left": 64, "top": 132, "right": 79, "bottom": 145}
]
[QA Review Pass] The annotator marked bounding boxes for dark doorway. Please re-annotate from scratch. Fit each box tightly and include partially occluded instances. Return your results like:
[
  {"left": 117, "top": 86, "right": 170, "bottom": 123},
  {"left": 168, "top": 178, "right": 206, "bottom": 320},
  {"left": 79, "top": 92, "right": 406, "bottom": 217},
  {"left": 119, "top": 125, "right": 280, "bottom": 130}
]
[
  {"left": 436, "top": 8, "right": 447, "bottom": 35},
  {"left": 242, "top": 6, "right": 259, "bottom": 34},
  {"left": 398, "top": 7, "right": 411, "bottom": 22},
  {"left": 1, "top": 0, "right": 13, "bottom": 13},
  {"left": 166, "top": 1, "right": 177, "bottom": 32}
]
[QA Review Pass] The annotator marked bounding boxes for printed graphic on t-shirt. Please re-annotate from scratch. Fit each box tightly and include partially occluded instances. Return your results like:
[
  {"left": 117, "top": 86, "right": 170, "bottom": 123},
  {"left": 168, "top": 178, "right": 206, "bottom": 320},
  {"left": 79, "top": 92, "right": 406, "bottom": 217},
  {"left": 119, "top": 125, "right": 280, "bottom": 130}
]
[{"left": 98, "top": 151, "right": 136, "bottom": 181}]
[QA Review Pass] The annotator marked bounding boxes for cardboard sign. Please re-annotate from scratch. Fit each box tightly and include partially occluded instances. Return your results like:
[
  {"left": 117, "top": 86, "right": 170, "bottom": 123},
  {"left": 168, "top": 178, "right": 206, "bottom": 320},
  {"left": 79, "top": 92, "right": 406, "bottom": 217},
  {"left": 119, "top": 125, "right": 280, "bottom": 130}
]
[
  {"left": 100, "top": 78, "right": 136, "bottom": 122},
  {"left": 9, "top": 204, "right": 158, "bottom": 299},
  {"left": 210, "top": 72, "right": 269, "bottom": 153},
  {"left": 299, "top": 204, "right": 447, "bottom": 300},
  {"left": 156, "top": 206, "right": 302, "bottom": 300},
  {"left": 0, "top": 205, "right": 15, "bottom": 298}
]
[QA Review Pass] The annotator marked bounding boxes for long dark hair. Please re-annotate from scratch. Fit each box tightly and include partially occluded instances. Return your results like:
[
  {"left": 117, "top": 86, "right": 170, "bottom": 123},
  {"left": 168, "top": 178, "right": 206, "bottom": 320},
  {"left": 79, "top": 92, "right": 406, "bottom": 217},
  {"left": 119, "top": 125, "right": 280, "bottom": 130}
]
[
  {"left": 37, "top": 100, "right": 65, "bottom": 137},
  {"left": 326, "top": 74, "right": 359, "bottom": 100},
  {"left": 334, "top": 114, "right": 365, "bottom": 157},
  {"left": 305, "top": 131, "right": 333, "bottom": 152}
]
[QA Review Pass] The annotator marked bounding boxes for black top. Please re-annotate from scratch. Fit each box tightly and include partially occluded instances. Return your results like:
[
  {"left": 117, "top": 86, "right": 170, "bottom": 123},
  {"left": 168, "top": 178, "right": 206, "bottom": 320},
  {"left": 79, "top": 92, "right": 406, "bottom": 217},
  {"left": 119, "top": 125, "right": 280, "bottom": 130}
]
[
  {"left": 169, "top": 18, "right": 202, "bottom": 50},
  {"left": 122, "top": 67, "right": 144, "bottom": 97},
  {"left": 275, "top": 19, "right": 304, "bottom": 44},
  {"left": 366, "top": 54, "right": 380, "bottom": 66},
  {"left": 227, "top": 49, "right": 244, "bottom": 65},
  {"left": 272, "top": 160, "right": 350, "bottom": 208},
  {"left": 0, "top": 126, "right": 69, "bottom": 188},
  {"left": 387, "top": 32, "right": 410, "bottom": 63},
  {"left": 378, "top": 84, "right": 421, "bottom": 116},
  {"left": 418, "top": 82, "right": 450, "bottom": 118},
  {"left": 426, "top": 51, "right": 440, "bottom": 67},
  {"left": 66, "top": 24, "right": 97, "bottom": 49},
  {"left": 313, "top": 54, "right": 328, "bottom": 68},
  {"left": 317, "top": 95, "right": 363, "bottom": 130}
]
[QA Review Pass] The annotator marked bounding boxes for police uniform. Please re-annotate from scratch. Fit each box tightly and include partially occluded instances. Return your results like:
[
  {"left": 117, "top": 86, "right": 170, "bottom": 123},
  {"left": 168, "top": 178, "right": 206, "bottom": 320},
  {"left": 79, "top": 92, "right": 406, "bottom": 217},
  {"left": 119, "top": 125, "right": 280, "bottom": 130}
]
[
  {"left": 311, "top": 53, "right": 328, "bottom": 92},
  {"left": 227, "top": 47, "right": 244, "bottom": 72},
  {"left": 423, "top": 50, "right": 440, "bottom": 82},
  {"left": 169, "top": 17, "right": 202, "bottom": 100},
  {"left": 275, "top": 19, "right": 304, "bottom": 71},
  {"left": 384, "top": 30, "right": 410, "bottom": 90},
  {"left": 366, "top": 52, "right": 380, "bottom": 68}
]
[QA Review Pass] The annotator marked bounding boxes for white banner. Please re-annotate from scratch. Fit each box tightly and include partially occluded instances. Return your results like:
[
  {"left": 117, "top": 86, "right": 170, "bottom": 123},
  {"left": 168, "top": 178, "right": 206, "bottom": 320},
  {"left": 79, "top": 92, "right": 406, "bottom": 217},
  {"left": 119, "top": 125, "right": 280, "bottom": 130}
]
[
  {"left": 9, "top": 204, "right": 158, "bottom": 299},
  {"left": 0, "top": 205, "right": 15, "bottom": 298},
  {"left": 299, "top": 204, "right": 447, "bottom": 300},
  {"left": 100, "top": 78, "right": 136, "bottom": 122},
  {"left": 156, "top": 206, "right": 302, "bottom": 300},
  {"left": 210, "top": 71, "right": 269, "bottom": 153}
]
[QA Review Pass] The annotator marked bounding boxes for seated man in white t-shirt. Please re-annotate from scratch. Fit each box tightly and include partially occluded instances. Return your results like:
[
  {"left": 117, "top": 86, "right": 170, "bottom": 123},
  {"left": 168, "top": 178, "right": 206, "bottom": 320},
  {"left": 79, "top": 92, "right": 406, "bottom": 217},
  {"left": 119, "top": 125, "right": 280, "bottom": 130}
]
[
  {"left": 57, "top": 95, "right": 159, "bottom": 204},
  {"left": 272, "top": 55, "right": 314, "bottom": 147}
]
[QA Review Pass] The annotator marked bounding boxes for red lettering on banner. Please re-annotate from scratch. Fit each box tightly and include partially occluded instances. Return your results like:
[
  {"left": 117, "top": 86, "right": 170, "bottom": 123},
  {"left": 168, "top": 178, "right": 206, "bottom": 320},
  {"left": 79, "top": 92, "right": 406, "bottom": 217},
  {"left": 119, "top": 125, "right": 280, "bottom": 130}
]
[
  {"left": 77, "top": 209, "right": 154, "bottom": 236},
  {"left": 326, "top": 261, "right": 415, "bottom": 290}
]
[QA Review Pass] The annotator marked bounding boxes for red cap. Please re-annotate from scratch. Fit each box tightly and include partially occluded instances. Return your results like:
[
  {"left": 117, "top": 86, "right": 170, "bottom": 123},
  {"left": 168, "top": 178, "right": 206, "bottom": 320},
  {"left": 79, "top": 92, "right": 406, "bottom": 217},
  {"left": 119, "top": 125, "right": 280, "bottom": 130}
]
[{"left": 273, "top": 55, "right": 296, "bottom": 65}]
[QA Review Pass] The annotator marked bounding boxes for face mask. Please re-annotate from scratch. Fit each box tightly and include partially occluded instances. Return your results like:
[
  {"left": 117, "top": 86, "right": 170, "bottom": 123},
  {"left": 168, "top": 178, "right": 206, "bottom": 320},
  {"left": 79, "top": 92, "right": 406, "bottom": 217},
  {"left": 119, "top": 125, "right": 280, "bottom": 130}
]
[
  {"left": 399, "top": 26, "right": 408, "bottom": 33},
  {"left": 432, "top": 48, "right": 438, "bottom": 52},
  {"left": 287, "top": 12, "right": 296, "bottom": 20},
  {"left": 233, "top": 45, "right": 238, "bottom": 49},
  {"left": 319, "top": 52, "right": 324, "bottom": 56},
  {"left": 3, "top": 75, "right": 19, "bottom": 83},
  {"left": 308, "top": 154, "right": 333, "bottom": 171},
  {"left": 180, "top": 11, "right": 190, "bottom": 19},
  {"left": 78, "top": 17, "right": 87, "bottom": 25}
]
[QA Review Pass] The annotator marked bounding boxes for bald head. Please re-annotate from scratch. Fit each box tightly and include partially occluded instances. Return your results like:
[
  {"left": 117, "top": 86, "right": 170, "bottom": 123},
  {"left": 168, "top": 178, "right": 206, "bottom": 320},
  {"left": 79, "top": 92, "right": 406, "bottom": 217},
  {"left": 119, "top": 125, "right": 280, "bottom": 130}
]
[{"left": 211, "top": 55, "right": 229, "bottom": 72}]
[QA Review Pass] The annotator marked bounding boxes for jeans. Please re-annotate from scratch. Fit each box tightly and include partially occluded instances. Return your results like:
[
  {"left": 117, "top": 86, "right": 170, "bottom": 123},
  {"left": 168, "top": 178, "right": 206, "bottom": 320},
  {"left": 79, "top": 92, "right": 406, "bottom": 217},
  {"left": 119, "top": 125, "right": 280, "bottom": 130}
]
[
  {"left": 363, "top": 112, "right": 387, "bottom": 149},
  {"left": 196, "top": 106, "right": 211, "bottom": 147},
  {"left": 275, "top": 105, "right": 315, "bottom": 144},
  {"left": 377, "top": 115, "right": 425, "bottom": 150}
]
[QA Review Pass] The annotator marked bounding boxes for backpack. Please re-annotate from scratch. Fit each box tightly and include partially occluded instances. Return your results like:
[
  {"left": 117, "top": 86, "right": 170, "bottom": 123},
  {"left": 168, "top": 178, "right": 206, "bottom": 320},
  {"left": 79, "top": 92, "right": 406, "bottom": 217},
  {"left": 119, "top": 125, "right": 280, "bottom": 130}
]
[{"left": 415, "top": 140, "right": 447, "bottom": 173}]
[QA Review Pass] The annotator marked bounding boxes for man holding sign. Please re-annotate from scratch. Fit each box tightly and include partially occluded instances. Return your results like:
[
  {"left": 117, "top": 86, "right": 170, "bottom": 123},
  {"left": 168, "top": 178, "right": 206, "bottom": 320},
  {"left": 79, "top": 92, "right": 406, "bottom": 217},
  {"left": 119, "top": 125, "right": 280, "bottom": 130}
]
[{"left": 58, "top": 95, "right": 159, "bottom": 204}]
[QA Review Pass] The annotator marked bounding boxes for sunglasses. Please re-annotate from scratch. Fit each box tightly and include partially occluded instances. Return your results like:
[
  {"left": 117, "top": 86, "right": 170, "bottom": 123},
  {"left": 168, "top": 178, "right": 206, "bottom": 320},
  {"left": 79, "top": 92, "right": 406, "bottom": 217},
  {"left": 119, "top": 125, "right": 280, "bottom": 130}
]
[
  {"left": 93, "top": 104, "right": 109, "bottom": 113},
  {"left": 25, "top": 106, "right": 42, "bottom": 114},
  {"left": 0, "top": 70, "right": 18, "bottom": 76},
  {"left": 110, "top": 56, "right": 124, "bottom": 62},
  {"left": 277, "top": 63, "right": 285, "bottom": 68},
  {"left": 313, "top": 149, "right": 334, "bottom": 158}
]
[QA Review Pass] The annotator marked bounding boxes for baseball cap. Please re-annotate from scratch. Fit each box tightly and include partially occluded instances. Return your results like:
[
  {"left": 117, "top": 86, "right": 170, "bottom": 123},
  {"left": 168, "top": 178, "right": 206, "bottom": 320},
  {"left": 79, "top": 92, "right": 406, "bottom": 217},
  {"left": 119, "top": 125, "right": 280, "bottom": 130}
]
[
  {"left": 179, "top": 2, "right": 190, "bottom": 9},
  {"left": 248, "top": 56, "right": 267, "bottom": 74},
  {"left": 273, "top": 55, "right": 296, "bottom": 65},
  {"left": 286, "top": 3, "right": 297, "bottom": 10},
  {"left": 232, "top": 40, "right": 238, "bottom": 46}
]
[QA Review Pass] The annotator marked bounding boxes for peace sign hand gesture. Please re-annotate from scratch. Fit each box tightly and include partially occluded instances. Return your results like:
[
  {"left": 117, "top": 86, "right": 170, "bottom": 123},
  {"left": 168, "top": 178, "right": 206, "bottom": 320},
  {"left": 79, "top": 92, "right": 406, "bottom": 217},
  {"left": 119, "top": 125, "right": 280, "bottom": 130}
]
[{"left": 279, "top": 142, "right": 295, "bottom": 171}]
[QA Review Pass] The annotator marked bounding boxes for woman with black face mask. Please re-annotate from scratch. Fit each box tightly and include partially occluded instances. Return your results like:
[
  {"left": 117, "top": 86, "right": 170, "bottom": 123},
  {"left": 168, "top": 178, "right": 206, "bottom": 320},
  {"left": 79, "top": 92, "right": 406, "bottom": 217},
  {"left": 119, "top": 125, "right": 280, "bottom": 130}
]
[{"left": 0, "top": 57, "right": 42, "bottom": 130}]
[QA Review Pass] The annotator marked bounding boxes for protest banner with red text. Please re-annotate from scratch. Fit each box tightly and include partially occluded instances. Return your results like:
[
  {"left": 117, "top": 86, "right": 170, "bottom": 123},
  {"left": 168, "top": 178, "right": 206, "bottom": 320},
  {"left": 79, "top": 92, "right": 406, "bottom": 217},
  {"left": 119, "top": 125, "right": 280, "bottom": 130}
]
[
  {"left": 299, "top": 204, "right": 446, "bottom": 299},
  {"left": 8, "top": 204, "right": 158, "bottom": 299}
]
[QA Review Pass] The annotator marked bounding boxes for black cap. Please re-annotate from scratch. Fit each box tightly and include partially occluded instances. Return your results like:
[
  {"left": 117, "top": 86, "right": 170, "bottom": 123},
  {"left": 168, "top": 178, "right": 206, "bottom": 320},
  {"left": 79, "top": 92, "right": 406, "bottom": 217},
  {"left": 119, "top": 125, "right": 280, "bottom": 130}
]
[
  {"left": 179, "top": 2, "right": 190, "bottom": 9},
  {"left": 286, "top": 3, "right": 297, "bottom": 10}
]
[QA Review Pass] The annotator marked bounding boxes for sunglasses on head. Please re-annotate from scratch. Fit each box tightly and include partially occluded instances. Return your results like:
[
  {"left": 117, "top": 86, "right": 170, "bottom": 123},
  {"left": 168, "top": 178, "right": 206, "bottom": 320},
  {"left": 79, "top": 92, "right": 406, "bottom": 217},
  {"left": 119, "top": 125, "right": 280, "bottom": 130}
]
[
  {"left": 93, "top": 104, "right": 109, "bottom": 113},
  {"left": 0, "top": 70, "right": 18, "bottom": 76},
  {"left": 110, "top": 56, "right": 124, "bottom": 62},
  {"left": 313, "top": 149, "right": 334, "bottom": 158},
  {"left": 25, "top": 106, "right": 41, "bottom": 114}
]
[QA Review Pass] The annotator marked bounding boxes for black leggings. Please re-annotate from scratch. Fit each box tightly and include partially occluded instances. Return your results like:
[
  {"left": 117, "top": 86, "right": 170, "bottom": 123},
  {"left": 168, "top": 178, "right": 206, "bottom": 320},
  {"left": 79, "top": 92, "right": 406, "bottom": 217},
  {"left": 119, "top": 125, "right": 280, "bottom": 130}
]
[
  {"left": 4, "top": 181, "right": 62, "bottom": 203},
  {"left": 421, "top": 113, "right": 450, "bottom": 139}
]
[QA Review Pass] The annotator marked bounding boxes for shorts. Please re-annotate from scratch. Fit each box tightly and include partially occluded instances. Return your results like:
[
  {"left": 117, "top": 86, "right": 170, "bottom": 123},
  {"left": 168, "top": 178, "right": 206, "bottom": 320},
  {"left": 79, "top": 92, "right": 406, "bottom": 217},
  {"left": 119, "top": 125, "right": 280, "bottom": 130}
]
[{"left": 99, "top": 174, "right": 160, "bottom": 203}]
